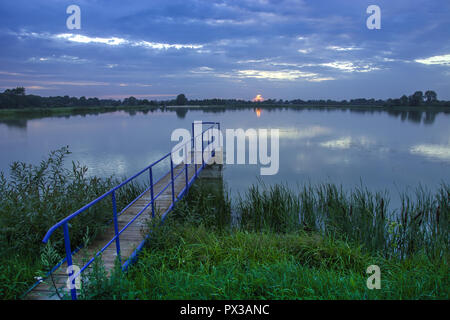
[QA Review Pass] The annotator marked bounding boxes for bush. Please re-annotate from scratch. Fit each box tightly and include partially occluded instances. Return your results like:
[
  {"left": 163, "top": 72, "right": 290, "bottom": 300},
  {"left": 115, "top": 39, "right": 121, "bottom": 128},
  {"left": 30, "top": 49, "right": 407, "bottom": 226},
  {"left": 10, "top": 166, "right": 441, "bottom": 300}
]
[{"left": 0, "top": 147, "right": 143, "bottom": 299}]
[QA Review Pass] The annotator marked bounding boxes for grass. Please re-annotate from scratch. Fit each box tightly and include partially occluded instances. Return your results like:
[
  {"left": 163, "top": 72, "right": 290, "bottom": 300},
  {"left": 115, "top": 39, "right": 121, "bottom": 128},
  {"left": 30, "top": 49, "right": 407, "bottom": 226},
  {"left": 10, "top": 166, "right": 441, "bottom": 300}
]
[
  {"left": 0, "top": 149, "right": 447, "bottom": 300},
  {"left": 1, "top": 104, "right": 448, "bottom": 122},
  {"left": 121, "top": 229, "right": 447, "bottom": 299},
  {"left": 0, "top": 105, "right": 163, "bottom": 126},
  {"left": 238, "top": 182, "right": 448, "bottom": 260},
  {"left": 0, "top": 147, "right": 143, "bottom": 299},
  {"left": 0, "top": 105, "right": 160, "bottom": 117},
  {"left": 75, "top": 182, "right": 448, "bottom": 300}
]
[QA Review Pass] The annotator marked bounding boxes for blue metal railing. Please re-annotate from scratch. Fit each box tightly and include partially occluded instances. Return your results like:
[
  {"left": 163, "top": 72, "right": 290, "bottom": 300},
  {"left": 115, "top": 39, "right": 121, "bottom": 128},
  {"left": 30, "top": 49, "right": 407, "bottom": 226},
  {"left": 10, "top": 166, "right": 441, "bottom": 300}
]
[{"left": 40, "top": 121, "right": 220, "bottom": 300}]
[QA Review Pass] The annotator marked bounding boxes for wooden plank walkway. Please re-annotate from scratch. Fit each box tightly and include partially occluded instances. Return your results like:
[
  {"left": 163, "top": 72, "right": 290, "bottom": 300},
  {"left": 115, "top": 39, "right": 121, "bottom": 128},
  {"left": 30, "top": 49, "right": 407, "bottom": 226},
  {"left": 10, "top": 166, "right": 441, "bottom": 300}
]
[{"left": 25, "top": 162, "right": 200, "bottom": 300}]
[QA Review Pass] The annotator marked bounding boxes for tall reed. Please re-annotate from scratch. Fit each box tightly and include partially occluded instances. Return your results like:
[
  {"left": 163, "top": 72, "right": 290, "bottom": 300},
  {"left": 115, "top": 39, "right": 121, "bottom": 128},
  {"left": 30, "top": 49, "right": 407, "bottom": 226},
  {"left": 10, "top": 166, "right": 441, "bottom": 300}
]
[{"left": 238, "top": 182, "right": 449, "bottom": 260}]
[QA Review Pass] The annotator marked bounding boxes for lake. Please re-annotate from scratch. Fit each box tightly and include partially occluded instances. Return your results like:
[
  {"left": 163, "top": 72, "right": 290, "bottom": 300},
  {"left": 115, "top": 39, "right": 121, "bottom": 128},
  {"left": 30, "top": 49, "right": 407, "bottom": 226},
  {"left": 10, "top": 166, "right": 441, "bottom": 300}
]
[{"left": 1, "top": 106, "right": 449, "bottom": 208}]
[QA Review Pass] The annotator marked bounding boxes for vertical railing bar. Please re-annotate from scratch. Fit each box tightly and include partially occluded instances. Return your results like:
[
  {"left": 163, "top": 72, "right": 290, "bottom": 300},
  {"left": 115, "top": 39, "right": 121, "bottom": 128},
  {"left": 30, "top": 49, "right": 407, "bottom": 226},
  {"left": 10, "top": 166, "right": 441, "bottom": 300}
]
[
  {"left": 63, "top": 223, "right": 77, "bottom": 300},
  {"left": 217, "top": 123, "right": 220, "bottom": 158},
  {"left": 194, "top": 128, "right": 198, "bottom": 177},
  {"left": 185, "top": 162, "right": 189, "bottom": 191},
  {"left": 149, "top": 167, "right": 155, "bottom": 218},
  {"left": 184, "top": 144, "right": 189, "bottom": 192},
  {"left": 201, "top": 129, "right": 204, "bottom": 167},
  {"left": 170, "top": 154, "right": 175, "bottom": 205},
  {"left": 191, "top": 122, "right": 195, "bottom": 150},
  {"left": 112, "top": 191, "right": 121, "bottom": 264},
  {"left": 209, "top": 127, "right": 214, "bottom": 158}
]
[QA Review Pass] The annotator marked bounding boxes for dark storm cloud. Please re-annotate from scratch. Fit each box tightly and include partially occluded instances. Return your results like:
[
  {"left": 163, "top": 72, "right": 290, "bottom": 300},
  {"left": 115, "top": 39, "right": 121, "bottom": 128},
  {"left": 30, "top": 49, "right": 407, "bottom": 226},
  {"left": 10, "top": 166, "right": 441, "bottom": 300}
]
[{"left": 0, "top": 0, "right": 449, "bottom": 100}]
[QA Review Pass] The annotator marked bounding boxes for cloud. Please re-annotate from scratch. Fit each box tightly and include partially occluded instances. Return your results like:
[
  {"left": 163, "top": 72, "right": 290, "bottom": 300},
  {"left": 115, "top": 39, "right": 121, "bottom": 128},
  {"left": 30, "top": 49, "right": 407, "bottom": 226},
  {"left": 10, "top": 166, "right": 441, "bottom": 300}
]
[
  {"left": 133, "top": 40, "right": 202, "bottom": 50},
  {"left": 99, "top": 94, "right": 177, "bottom": 99},
  {"left": 0, "top": 79, "right": 110, "bottom": 86},
  {"left": 57, "top": 33, "right": 203, "bottom": 50},
  {"left": 55, "top": 34, "right": 127, "bottom": 46},
  {"left": 308, "top": 77, "right": 335, "bottom": 82},
  {"left": 235, "top": 69, "right": 333, "bottom": 82},
  {"left": 320, "top": 61, "right": 380, "bottom": 73},
  {"left": 28, "top": 55, "right": 89, "bottom": 64},
  {"left": 190, "top": 66, "right": 215, "bottom": 74},
  {"left": 0, "top": 71, "right": 23, "bottom": 76},
  {"left": 326, "top": 46, "right": 361, "bottom": 52},
  {"left": 415, "top": 54, "right": 450, "bottom": 66},
  {"left": 1, "top": 1, "right": 449, "bottom": 99},
  {"left": 118, "top": 83, "right": 152, "bottom": 87},
  {"left": 19, "top": 31, "right": 204, "bottom": 51},
  {"left": 25, "top": 85, "right": 54, "bottom": 90},
  {"left": 237, "top": 59, "right": 272, "bottom": 64}
]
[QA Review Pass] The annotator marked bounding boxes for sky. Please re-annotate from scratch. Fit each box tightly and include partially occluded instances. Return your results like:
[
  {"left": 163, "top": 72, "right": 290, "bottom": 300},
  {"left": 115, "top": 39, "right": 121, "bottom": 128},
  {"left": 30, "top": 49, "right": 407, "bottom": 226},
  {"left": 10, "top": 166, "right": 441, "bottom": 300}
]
[{"left": 0, "top": 0, "right": 449, "bottom": 100}]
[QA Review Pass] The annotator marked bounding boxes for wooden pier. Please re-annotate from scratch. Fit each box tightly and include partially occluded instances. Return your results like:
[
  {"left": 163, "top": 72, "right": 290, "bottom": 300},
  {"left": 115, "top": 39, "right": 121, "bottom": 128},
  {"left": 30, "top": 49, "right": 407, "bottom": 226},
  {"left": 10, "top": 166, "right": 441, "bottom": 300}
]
[{"left": 25, "top": 159, "right": 222, "bottom": 300}]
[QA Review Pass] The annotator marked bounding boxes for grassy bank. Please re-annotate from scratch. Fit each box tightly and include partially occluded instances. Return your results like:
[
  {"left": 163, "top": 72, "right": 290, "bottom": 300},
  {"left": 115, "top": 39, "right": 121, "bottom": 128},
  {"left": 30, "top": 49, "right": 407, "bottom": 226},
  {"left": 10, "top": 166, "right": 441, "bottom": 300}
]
[
  {"left": 2, "top": 104, "right": 448, "bottom": 118},
  {"left": 77, "top": 182, "right": 448, "bottom": 300},
  {"left": 0, "top": 149, "right": 447, "bottom": 300},
  {"left": 0, "top": 105, "right": 160, "bottom": 118},
  {"left": 0, "top": 148, "right": 143, "bottom": 299}
]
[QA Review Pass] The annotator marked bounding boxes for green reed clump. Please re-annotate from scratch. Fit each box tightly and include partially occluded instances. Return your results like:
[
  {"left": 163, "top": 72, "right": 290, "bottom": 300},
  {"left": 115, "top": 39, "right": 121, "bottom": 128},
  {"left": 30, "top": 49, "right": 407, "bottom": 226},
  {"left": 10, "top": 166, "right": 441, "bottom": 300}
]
[
  {"left": 385, "top": 184, "right": 449, "bottom": 260},
  {"left": 74, "top": 255, "right": 133, "bottom": 300},
  {"left": 78, "top": 181, "right": 448, "bottom": 300},
  {"left": 170, "top": 181, "right": 231, "bottom": 230},
  {"left": 238, "top": 183, "right": 300, "bottom": 233},
  {"left": 0, "top": 147, "right": 143, "bottom": 299},
  {"left": 88, "top": 226, "right": 447, "bottom": 300},
  {"left": 238, "top": 182, "right": 449, "bottom": 260}
]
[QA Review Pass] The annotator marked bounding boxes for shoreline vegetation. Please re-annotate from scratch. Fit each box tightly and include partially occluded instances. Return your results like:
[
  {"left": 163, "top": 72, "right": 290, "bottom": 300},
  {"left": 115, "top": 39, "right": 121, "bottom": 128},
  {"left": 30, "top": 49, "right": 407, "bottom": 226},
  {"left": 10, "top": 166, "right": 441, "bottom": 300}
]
[
  {"left": 1, "top": 104, "right": 449, "bottom": 129},
  {"left": 0, "top": 148, "right": 448, "bottom": 299},
  {"left": 1, "top": 105, "right": 449, "bottom": 119},
  {"left": 0, "top": 88, "right": 449, "bottom": 118},
  {"left": 66, "top": 180, "right": 449, "bottom": 300},
  {"left": 0, "top": 148, "right": 143, "bottom": 299}
]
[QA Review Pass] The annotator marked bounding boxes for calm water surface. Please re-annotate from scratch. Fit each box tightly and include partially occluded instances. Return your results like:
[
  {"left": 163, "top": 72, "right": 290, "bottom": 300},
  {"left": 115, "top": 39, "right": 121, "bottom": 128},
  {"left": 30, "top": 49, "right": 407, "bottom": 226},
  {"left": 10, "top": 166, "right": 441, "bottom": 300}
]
[{"left": 1, "top": 107, "right": 449, "bottom": 208}]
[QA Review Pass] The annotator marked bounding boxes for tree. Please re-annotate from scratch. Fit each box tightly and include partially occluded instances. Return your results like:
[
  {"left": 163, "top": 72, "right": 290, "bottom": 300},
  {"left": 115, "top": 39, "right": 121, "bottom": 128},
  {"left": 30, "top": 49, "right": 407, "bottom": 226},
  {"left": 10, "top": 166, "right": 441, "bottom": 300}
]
[
  {"left": 123, "top": 96, "right": 137, "bottom": 106},
  {"left": 176, "top": 94, "right": 188, "bottom": 106},
  {"left": 400, "top": 95, "right": 408, "bottom": 106},
  {"left": 4, "top": 87, "right": 25, "bottom": 96},
  {"left": 424, "top": 90, "right": 437, "bottom": 104},
  {"left": 409, "top": 91, "right": 423, "bottom": 106}
]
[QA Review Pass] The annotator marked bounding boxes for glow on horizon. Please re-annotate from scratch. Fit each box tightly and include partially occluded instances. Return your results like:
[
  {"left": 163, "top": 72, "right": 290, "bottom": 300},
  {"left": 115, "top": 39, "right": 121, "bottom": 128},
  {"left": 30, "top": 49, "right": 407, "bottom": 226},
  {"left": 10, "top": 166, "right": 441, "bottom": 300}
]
[{"left": 253, "top": 94, "right": 264, "bottom": 102}]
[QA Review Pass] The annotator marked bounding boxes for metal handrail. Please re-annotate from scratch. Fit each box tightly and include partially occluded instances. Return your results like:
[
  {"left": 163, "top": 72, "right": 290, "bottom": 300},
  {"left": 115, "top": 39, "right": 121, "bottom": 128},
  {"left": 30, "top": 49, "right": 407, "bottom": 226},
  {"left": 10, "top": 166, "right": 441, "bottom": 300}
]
[{"left": 40, "top": 121, "right": 220, "bottom": 300}]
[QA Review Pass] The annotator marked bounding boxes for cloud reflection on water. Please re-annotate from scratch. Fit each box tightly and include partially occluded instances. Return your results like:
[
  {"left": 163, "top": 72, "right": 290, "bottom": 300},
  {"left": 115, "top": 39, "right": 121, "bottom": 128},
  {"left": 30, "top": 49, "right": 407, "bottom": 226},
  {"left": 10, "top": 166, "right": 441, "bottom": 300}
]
[{"left": 410, "top": 144, "right": 450, "bottom": 161}]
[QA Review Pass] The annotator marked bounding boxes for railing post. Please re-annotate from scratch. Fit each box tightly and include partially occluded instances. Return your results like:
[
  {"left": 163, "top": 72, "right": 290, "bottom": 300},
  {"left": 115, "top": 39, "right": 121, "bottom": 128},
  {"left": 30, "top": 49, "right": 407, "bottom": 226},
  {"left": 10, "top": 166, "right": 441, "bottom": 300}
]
[
  {"left": 192, "top": 122, "right": 198, "bottom": 177},
  {"left": 217, "top": 123, "right": 220, "bottom": 151},
  {"left": 184, "top": 143, "right": 189, "bottom": 189},
  {"left": 194, "top": 137, "right": 198, "bottom": 178},
  {"left": 111, "top": 191, "right": 121, "bottom": 264},
  {"left": 63, "top": 223, "right": 77, "bottom": 300},
  {"left": 201, "top": 129, "right": 205, "bottom": 167},
  {"left": 209, "top": 127, "right": 215, "bottom": 158},
  {"left": 170, "top": 155, "right": 175, "bottom": 204},
  {"left": 191, "top": 122, "right": 195, "bottom": 149},
  {"left": 185, "top": 161, "right": 189, "bottom": 192},
  {"left": 194, "top": 160, "right": 198, "bottom": 178},
  {"left": 149, "top": 167, "right": 155, "bottom": 218}
]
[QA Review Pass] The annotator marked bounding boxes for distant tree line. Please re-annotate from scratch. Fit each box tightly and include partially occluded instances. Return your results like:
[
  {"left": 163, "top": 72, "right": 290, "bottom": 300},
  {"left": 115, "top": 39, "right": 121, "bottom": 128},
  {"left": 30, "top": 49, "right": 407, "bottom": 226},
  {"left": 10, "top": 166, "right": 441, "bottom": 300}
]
[
  {"left": 267, "top": 90, "right": 446, "bottom": 107},
  {"left": 0, "top": 88, "right": 448, "bottom": 110}
]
